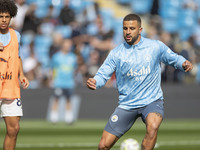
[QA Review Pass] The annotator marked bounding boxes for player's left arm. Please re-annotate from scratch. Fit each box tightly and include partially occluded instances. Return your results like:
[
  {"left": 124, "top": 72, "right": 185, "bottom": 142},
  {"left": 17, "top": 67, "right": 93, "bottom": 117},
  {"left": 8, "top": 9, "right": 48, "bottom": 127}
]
[
  {"left": 182, "top": 60, "right": 193, "bottom": 72},
  {"left": 18, "top": 57, "right": 29, "bottom": 89},
  {"left": 158, "top": 41, "right": 190, "bottom": 71}
]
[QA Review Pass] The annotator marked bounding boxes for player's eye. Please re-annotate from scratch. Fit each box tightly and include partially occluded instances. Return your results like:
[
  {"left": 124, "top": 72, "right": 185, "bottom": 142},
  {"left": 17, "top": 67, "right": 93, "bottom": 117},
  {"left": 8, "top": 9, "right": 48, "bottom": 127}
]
[{"left": 123, "top": 27, "right": 127, "bottom": 30}]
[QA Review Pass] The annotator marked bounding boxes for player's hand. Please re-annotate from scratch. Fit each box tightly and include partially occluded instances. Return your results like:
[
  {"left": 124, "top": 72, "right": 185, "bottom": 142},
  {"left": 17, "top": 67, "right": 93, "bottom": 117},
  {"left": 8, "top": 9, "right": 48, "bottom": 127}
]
[
  {"left": 19, "top": 75, "right": 29, "bottom": 89},
  {"left": 87, "top": 78, "right": 96, "bottom": 90},
  {"left": 0, "top": 42, "right": 4, "bottom": 51},
  {"left": 182, "top": 60, "right": 193, "bottom": 72}
]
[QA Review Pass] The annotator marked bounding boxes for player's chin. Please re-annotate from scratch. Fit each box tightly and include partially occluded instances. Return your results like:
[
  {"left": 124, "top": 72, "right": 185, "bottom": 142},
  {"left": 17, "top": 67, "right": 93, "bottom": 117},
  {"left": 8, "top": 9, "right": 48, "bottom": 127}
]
[
  {"left": 126, "top": 40, "right": 133, "bottom": 45},
  {"left": 0, "top": 26, "right": 8, "bottom": 30}
]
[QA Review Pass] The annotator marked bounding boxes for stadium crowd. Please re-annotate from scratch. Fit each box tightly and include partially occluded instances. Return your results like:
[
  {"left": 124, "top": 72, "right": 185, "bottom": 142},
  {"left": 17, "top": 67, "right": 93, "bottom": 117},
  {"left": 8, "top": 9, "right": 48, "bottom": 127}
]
[{"left": 10, "top": 0, "right": 200, "bottom": 89}]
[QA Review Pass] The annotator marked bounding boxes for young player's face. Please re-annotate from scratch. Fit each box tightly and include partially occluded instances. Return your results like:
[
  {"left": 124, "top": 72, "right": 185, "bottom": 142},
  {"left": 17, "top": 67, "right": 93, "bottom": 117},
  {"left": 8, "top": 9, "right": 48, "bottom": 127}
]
[
  {"left": 0, "top": 12, "right": 11, "bottom": 33},
  {"left": 61, "top": 39, "right": 72, "bottom": 53},
  {"left": 123, "top": 20, "right": 142, "bottom": 45}
]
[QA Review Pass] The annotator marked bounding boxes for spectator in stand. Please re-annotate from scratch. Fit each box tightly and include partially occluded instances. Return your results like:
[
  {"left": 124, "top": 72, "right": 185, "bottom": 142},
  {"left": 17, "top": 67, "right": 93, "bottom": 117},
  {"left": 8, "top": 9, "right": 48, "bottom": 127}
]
[
  {"left": 59, "top": 0, "right": 75, "bottom": 25},
  {"left": 89, "top": 15, "right": 115, "bottom": 64},
  {"left": 49, "top": 32, "right": 64, "bottom": 58},
  {"left": 21, "top": 3, "right": 40, "bottom": 34},
  {"left": 10, "top": 0, "right": 29, "bottom": 31},
  {"left": 49, "top": 39, "right": 78, "bottom": 124}
]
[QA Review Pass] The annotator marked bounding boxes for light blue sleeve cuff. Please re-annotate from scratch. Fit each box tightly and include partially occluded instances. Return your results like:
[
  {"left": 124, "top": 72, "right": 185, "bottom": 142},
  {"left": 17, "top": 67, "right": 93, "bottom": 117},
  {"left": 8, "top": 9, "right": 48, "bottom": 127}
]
[
  {"left": 177, "top": 56, "right": 186, "bottom": 72},
  {"left": 94, "top": 75, "right": 106, "bottom": 89}
]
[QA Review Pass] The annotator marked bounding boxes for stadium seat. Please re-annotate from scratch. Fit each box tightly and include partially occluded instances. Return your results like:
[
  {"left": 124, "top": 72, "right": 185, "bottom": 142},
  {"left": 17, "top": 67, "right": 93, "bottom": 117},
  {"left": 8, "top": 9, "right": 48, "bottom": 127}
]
[
  {"left": 33, "top": 0, "right": 52, "bottom": 18},
  {"left": 34, "top": 35, "right": 52, "bottom": 68},
  {"left": 161, "top": 18, "right": 179, "bottom": 33},
  {"left": 99, "top": 8, "right": 115, "bottom": 32},
  {"left": 80, "top": 44, "right": 91, "bottom": 63},
  {"left": 40, "top": 23, "right": 55, "bottom": 36},
  {"left": 34, "top": 0, "right": 51, "bottom": 7},
  {"left": 86, "top": 23, "right": 98, "bottom": 36},
  {"left": 21, "top": 32, "right": 34, "bottom": 46},
  {"left": 178, "top": 9, "right": 197, "bottom": 28},
  {"left": 25, "top": 0, "right": 35, "bottom": 4},
  {"left": 34, "top": 6, "right": 49, "bottom": 19},
  {"left": 159, "top": 0, "right": 180, "bottom": 8},
  {"left": 117, "top": 0, "right": 131, "bottom": 5},
  {"left": 55, "top": 25, "right": 72, "bottom": 38},
  {"left": 85, "top": 1, "right": 97, "bottom": 22},
  {"left": 69, "top": 0, "right": 86, "bottom": 14},
  {"left": 51, "top": 0, "right": 64, "bottom": 18},
  {"left": 131, "top": 0, "right": 153, "bottom": 14},
  {"left": 159, "top": 7, "right": 179, "bottom": 18},
  {"left": 113, "top": 18, "right": 124, "bottom": 45},
  {"left": 159, "top": 0, "right": 180, "bottom": 18},
  {"left": 178, "top": 28, "right": 193, "bottom": 41}
]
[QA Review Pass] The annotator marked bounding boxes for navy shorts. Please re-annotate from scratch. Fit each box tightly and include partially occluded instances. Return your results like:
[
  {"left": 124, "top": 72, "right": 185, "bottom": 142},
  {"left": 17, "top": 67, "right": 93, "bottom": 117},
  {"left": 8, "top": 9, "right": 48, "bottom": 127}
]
[
  {"left": 53, "top": 88, "right": 73, "bottom": 99},
  {"left": 104, "top": 99, "right": 164, "bottom": 138}
]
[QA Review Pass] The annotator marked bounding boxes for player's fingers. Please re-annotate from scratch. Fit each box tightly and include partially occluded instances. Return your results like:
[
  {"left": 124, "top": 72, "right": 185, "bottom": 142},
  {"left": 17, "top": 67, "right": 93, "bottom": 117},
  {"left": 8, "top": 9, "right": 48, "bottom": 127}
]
[
  {"left": 22, "top": 78, "right": 29, "bottom": 89},
  {"left": 185, "top": 65, "right": 193, "bottom": 72},
  {"left": 87, "top": 81, "right": 95, "bottom": 88},
  {"left": 183, "top": 61, "right": 191, "bottom": 72},
  {"left": 87, "top": 85, "right": 96, "bottom": 90},
  {"left": 87, "top": 78, "right": 95, "bottom": 85},
  {"left": 185, "top": 61, "right": 193, "bottom": 72},
  {"left": 87, "top": 80, "right": 96, "bottom": 90},
  {"left": 24, "top": 81, "right": 29, "bottom": 88}
]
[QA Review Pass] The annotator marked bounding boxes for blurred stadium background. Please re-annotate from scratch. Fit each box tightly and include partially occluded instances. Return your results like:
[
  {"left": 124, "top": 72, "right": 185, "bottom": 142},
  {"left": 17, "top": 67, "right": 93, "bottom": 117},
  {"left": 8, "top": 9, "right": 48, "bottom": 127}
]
[
  {"left": 10, "top": 0, "right": 200, "bottom": 89},
  {"left": 0, "top": 0, "right": 200, "bottom": 149}
]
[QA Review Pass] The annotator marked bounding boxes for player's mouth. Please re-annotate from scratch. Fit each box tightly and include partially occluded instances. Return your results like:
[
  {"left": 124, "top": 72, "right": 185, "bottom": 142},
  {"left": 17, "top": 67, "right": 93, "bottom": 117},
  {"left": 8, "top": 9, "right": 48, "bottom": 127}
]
[
  {"left": 1, "top": 23, "right": 7, "bottom": 28},
  {"left": 126, "top": 35, "right": 131, "bottom": 41}
]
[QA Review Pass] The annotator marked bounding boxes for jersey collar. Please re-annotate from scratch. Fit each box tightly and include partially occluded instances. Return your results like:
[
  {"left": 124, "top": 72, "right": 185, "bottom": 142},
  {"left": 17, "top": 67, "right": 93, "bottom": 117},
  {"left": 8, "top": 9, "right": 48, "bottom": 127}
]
[{"left": 125, "top": 36, "right": 144, "bottom": 49}]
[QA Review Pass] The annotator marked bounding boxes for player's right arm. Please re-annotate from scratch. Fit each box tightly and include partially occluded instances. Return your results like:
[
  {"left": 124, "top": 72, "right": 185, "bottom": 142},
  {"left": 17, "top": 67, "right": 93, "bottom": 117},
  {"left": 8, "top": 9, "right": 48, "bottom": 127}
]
[
  {"left": 93, "top": 49, "right": 117, "bottom": 89},
  {"left": 87, "top": 78, "right": 97, "bottom": 90}
]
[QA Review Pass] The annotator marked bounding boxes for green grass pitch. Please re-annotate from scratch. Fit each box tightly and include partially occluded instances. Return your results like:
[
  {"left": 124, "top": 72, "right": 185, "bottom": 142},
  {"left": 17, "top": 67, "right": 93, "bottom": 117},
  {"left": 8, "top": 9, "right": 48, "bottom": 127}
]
[{"left": 0, "top": 119, "right": 200, "bottom": 150}]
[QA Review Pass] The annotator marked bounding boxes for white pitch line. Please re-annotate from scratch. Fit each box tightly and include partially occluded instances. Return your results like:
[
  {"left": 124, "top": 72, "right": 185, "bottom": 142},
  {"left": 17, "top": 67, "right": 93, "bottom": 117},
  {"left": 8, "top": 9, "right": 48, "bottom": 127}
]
[
  {"left": 15, "top": 143, "right": 98, "bottom": 148},
  {"left": 158, "top": 140, "right": 200, "bottom": 146},
  {"left": 1, "top": 140, "right": 199, "bottom": 148}
]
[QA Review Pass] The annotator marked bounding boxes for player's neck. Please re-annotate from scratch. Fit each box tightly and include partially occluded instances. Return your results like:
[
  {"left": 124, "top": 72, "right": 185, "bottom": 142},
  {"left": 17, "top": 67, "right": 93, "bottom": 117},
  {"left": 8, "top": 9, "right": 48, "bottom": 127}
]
[
  {"left": 0, "top": 28, "right": 9, "bottom": 34},
  {"left": 133, "top": 35, "right": 141, "bottom": 45}
]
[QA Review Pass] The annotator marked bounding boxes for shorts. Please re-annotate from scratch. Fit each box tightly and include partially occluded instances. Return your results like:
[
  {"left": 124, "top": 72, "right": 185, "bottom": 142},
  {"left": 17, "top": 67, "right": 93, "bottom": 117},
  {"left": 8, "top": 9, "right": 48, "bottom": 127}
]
[
  {"left": 0, "top": 98, "right": 23, "bottom": 117},
  {"left": 104, "top": 99, "right": 164, "bottom": 138},
  {"left": 53, "top": 88, "right": 73, "bottom": 99}
]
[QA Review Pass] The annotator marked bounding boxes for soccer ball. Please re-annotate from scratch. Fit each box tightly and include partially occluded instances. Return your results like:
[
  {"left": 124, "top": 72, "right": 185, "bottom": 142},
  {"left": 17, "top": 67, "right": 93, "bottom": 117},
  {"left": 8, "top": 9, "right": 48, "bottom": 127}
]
[{"left": 120, "top": 138, "right": 140, "bottom": 150}]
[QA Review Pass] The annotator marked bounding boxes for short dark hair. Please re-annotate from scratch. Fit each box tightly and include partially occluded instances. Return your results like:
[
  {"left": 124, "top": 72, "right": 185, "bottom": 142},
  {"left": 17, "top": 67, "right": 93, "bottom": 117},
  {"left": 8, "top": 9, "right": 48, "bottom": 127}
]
[
  {"left": 0, "top": 0, "right": 18, "bottom": 18},
  {"left": 123, "top": 14, "right": 141, "bottom": 27}
]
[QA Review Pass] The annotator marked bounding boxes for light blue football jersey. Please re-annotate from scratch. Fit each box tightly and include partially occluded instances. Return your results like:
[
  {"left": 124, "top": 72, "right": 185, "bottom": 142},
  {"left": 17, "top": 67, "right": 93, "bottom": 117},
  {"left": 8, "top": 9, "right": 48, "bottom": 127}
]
[
  {"left": 0, "top": 30, "right": 21, "bottom": 56},
  {"left": 51, "top": 51, "right": 77, "bottom": 89},
  {"left": 94, "top": 37, "right": 186, "bottom": 110}
]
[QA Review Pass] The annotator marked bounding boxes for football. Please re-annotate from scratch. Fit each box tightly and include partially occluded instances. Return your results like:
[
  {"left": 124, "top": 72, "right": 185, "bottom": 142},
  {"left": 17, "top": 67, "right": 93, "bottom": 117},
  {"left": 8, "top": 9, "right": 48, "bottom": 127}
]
[{"left": 120, "top": 138, "right": 140, "bottom": 150}]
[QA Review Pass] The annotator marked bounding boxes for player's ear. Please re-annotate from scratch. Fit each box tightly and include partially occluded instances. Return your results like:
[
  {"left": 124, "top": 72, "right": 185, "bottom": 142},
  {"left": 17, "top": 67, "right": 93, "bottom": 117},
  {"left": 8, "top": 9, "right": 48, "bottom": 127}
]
[{"left": 139, "top": 27, "right": 143, "bottom": 35}]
